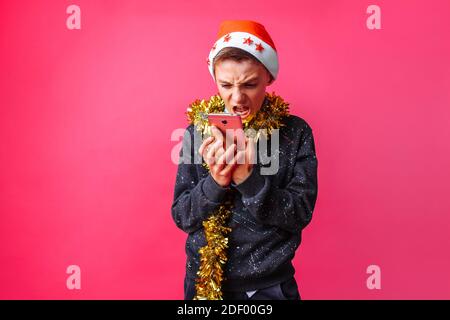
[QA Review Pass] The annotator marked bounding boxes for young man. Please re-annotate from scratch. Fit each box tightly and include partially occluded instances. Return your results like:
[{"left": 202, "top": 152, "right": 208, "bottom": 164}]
[{"left": 172, "top": 20, "right": 318, "bottom": 300}]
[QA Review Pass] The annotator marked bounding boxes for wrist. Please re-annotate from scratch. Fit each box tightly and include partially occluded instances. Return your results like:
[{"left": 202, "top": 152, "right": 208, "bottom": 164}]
[
  {"left": 212, "top": 174, "right": 231, "bottom": 188},
  {"left": 233, "top": 166, "right": 253, "bottom": 185},
  {"left": 203, "top": 174, "right": 229, "bottom": 203},
  {"left": 233, "top": 166, "right": 265, "bottom": 198}
]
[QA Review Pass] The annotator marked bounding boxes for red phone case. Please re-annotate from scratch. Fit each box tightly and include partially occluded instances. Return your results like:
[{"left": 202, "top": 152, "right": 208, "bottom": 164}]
[
  {"left": 208, "top": 114, "right": 245, "bottom": 148},
  {"left": 208, "top": 113, "right": 243, "bottom": 133}
]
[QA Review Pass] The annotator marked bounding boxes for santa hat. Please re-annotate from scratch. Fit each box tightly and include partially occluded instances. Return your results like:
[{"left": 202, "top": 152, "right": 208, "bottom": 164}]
[{"left": 207, "top": 20, "right": 279, "bottom": 81}]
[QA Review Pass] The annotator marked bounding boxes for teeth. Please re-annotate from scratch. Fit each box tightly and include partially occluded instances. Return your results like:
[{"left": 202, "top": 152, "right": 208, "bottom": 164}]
[{"left": 233, "top": 106, "right": 249, "bottom": 116}]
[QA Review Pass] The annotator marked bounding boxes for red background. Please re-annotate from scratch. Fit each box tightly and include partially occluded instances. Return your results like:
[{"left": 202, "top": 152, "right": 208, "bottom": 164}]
[{"left": 1, "top": 0, "right": 449, "bottom": 299}]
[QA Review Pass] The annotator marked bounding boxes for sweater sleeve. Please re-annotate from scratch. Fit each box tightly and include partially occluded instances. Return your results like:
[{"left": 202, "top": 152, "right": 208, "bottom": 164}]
[
  {"left": 171, "top": 125, "right": 230, "bottom": 234},
  {"left": 234, "top": 126, "right": 318, "bottom": 234}
]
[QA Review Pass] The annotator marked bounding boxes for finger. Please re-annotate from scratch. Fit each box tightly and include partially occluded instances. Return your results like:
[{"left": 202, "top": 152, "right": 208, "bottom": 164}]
[
  {"left": 205, "top": 155, "right": 215, "bottom": 166},
  {"left": 207, "top": 139, "right": 223, "bottom": 161},
  {"left": 216, "top": 144, "right": 236, "bottom": 171},
  {"left": 234, "top": 129, "right": 246, "bottom": 150},
  {"left": 210, "top": 126, "right": 224, "bottom": 142},
  {"left": 198, "top": 136, "right": 215, "bottom": 156},
  {"left": 205, "top": 148, "right": 216, "bottom": 165},
  {"left": 219, "top": 136, "right": 236, "bottom": 163},
  {"left": 219, "top": 156, "right": 237, "bottom": 176},
  {"left": 235, "top": 137, "right": 246, "bottom": 153},
  {"left": 205, "top": 142, "right": 220, "bottom": 166},
  {"left": 224, "top": 128, "right": 237, "bottom": 147},
  {"left": 215, "top": 145, "right": 225, "bottom": 164},
  {"left": 236, "top": 150, "right": 246, "bottom": 165},
  {"left": 246, "top": 137, "right": 257, "bottom": 164},
  {"left": 202, "top": 139, "right": 217, "bottom": 166}
]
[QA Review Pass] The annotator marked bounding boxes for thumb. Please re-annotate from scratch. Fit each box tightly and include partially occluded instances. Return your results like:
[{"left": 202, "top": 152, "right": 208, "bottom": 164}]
[
  {"left": 210, "top": 126, "right": 224, "bottom": 141},
  {"left": 246, "top": 137, "right": 257, "bottom": 164}
]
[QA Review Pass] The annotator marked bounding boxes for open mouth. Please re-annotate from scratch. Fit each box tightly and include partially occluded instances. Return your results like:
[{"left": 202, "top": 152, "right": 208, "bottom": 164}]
[{"left": 232, "top": 106, "right": 251, "bottom": 118}]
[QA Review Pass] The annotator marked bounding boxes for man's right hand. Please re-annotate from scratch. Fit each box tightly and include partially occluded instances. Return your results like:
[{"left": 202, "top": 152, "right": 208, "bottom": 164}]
[{"left": 198, "top": 126, "right": 237, "bottom": 187}]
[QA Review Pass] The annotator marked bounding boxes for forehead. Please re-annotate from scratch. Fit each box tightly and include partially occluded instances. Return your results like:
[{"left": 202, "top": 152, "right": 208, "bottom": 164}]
[{"left": 214, "top": 59, "right": 265, "bottom": 82}]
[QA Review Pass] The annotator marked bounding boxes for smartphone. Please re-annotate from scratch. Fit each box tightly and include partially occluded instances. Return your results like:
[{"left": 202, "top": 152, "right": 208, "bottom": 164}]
[
  {"left": 208, "top": 113, "right": 242, "bottom": 132},
  {"left": 208, "top": 113, "right": 245, "bottom": 148}
]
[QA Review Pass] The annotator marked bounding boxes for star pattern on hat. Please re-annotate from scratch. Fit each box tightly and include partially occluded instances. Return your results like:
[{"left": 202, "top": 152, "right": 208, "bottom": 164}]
[
  {"left": 207, "top": 21, "right": 278, "bottom": 81},
  {"left": 243, "top": 37, "right": 254, "bottom": 45},
  {"left": 255, "top": 43, "right": 264, "bottom": 52}
]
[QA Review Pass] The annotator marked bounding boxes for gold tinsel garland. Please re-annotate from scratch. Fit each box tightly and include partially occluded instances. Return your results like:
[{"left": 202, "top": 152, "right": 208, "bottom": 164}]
[{"left": 186, "top": 92, "right": 290, "bottom": 300}]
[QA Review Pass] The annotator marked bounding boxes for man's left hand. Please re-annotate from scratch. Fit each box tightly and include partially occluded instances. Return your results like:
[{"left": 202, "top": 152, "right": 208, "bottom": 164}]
[{"left": 232, "top": 136, "right": 256, "bottom": 185}]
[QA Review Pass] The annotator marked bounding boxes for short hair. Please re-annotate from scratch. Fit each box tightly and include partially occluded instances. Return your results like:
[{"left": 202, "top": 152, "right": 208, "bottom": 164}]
[{"left": 213, "top": 47, "right": 274, "bottom": 83}]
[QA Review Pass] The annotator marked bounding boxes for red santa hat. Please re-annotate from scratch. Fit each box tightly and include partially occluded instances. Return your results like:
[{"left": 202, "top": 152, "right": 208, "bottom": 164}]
[{"left": 207, "top": 20, "right": 279, "bottom": 81}]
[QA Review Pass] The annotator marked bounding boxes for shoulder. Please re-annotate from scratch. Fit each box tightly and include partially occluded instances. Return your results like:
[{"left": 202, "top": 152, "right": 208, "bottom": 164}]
[
  {"left": 185, "top": 123, "right": 195, "bottom": 133},
  {"left": 281, "top": 114, "right": 314, "bottom": 137},
  {"left": 280, "top": 115, "right": 317, "bottom": 156}
]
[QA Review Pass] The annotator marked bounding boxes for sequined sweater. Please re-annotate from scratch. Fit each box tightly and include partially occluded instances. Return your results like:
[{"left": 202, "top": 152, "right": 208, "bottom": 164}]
[{"left": 171, "top": 114, "right": 318, "bottom": 292}]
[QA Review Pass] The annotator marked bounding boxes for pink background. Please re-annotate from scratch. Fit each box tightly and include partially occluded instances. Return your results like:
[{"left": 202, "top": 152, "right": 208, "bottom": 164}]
[{"left": 1, "top": 0, "right": 449, "bottom": 299}]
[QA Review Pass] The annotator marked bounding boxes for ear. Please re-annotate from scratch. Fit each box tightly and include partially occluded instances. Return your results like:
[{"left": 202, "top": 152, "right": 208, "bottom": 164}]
[{"left": 266, "top": 71, "right": 274, "bottom": 85}]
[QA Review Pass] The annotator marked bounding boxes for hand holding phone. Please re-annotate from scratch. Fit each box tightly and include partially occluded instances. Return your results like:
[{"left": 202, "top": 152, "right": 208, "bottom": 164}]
[{"left": 199, "top": 124, "right": 240, "bottom": 187}]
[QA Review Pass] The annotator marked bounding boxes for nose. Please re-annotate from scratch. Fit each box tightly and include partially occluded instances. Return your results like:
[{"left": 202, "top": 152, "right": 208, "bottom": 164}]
[{"left": 231, "top": 87, "right": 246, "bottom": 105}]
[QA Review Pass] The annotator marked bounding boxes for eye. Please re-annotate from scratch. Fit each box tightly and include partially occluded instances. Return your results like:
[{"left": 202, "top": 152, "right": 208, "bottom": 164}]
[
  {"left": 244, "top": 84, "right": 257, "bottom": 88},
  {"left": 221, "top": 84, "right": 232, "bottom": 89}
]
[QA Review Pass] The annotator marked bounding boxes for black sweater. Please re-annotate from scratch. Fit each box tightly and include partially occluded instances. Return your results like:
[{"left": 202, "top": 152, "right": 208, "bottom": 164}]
[{"left": 171, "top": 114, "right": 318, "bottom": 291}]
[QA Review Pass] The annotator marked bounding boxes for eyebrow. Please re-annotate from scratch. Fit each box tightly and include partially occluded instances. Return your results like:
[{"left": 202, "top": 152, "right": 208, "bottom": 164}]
[{"left": 218, "top": 77, "right": 259, "bottom": 84}]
